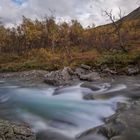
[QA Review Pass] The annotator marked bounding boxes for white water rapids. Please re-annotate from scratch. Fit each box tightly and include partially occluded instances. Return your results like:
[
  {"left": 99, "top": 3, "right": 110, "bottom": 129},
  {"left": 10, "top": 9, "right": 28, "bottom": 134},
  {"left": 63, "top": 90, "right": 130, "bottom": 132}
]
[{"left": 0, "top": 81, "right": 128, "bottom": 138}]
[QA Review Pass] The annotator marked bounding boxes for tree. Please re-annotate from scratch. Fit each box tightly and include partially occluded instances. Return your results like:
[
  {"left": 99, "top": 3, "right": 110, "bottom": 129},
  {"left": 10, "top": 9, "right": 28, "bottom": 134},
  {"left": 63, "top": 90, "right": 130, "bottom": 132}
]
[
  {"left": 45, "top": 16, "right": 59, "bottom": 53},
  {"left": 59, "top": 22, "right": 73, "bottom": 63},
  {"left": 104, "top": 8, "right": 127, "bottom": 52},
  {"left": 69, "top": 20, "right": 83, "bottom": 46}
]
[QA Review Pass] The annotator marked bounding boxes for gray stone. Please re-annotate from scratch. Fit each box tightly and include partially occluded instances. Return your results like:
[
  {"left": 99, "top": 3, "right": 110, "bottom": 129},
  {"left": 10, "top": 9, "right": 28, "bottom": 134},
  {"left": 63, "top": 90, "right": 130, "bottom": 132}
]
[
  {"left": 126, "top": 66, "right": 140, "bottom": 75},
  {"left": 79, "top": 134, "right": 107, "bottom": 140},
  {"left": 44, "top": 67, "right": 101, "bottom": 86},
  {"left": 0, "top": 119, "right": 35, "bottom": 140},
  {"left": 44, "top": 67, "right": 73, "bottom": 86},
  {"left": 36, "top": 130, "right": 75, "bottom": 140},
  {"left": 80, "top": 64, "right": 91, "bottom": 70},
  {"left": 83, "top": 94, "right": 95, "bottom": 100},
  {"left": 78, "top": 99, "right": 140, "bottom": 140},
  {"left": 80, "top": 72, "right": 101, "bottom": 81},
  {"left": 103, "top": 68, "right": 117, "bottom": 75},
  {"left": 75, "top": 68, "right": 87, "bottom": 76},
  {"left": 81, "top": 82, "right": 100, "bottom": 91}
]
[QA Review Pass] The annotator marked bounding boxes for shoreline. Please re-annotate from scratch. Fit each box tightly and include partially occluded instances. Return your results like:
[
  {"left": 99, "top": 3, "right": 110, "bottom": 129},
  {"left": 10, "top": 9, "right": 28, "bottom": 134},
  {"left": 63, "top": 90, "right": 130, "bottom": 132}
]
[
  {"left": 0, "top": 63, "right": 140, "bottom": 86},
  {"left": 77, "top": 99, "right": 140, "bottom": 140}
]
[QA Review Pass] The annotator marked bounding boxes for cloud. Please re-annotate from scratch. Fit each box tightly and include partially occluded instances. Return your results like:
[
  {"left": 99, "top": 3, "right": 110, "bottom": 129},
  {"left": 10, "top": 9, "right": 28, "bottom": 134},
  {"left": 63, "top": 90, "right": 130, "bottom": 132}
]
[{"left": 0, "top": 0, "right": 139, "bottom": 27}]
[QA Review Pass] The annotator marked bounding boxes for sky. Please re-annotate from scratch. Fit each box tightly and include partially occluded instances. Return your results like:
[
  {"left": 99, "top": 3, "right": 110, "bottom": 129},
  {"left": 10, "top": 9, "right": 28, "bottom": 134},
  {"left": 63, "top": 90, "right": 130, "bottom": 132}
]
[{"left": 0, "top": 0, "right": 139, "bottom": 27}]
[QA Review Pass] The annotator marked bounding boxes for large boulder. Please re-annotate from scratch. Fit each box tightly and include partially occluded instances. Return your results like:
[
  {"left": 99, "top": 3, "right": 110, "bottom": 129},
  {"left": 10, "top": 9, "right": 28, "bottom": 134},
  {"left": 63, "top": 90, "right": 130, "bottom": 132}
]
[
  {"left": 44, "top": 66, "right": 101, "bottom": 86},
  {"left": 0, "top": 120, "right": 35, "bottom": 140},
  {"left": 44, "top": 67, "right": 74, "bottom": 86},
  {"left": 77, "top": 126, "right": 109, "bottom": 140},
  {"left": 78, "top": 100, "right": 140, "bottom": 140},
  {"left": 79, "top": 72, "right": 101, "bottom": 81},
  {"left": 77, "top": 120, "right": 125, "bottom": 140}
]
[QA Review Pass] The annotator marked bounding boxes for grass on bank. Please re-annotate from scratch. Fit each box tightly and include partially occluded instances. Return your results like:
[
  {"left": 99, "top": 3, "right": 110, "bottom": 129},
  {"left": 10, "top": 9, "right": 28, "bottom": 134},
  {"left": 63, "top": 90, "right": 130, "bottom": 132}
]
[{"left": 0, "top": 47, "right": 140, "bottom": 72}]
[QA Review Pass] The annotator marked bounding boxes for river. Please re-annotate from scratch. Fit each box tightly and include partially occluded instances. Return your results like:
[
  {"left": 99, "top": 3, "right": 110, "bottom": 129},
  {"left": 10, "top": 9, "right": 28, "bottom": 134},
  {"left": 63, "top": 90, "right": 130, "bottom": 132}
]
[{"left": 0, "top": 75, "right": 140, "bottom": 139}]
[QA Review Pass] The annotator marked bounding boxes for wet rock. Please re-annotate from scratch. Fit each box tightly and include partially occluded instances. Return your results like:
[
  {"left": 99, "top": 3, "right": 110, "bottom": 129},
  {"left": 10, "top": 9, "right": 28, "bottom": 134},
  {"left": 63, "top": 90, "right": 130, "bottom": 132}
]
[
  {"left": 126, "top": 66, "right": 140, "bottom": 75},
  {"left": 103, "top": 68, "right": 117, "bottom": 75},
  {"left": 77, "top": 127, "right": 98, "bottom": 139},
  {"left": 98, "top": 123, "right": 124, "bottom": 139},
  {"left": 79, "top": 134, "right": 107, "bottom": 140},
  {"left": 0, "top": 119, "right": 35, "bottom": 140},
  {"left": 79, "top": 72, "right": 101, "bottom": 81},
  {"left": 81, "top": 82, "right": 101, "bottom": 91},
  {"left": 111, "top": 132, "right": 140, "bottom": 140},
  {"left": 81, "top": 82, "right": 101, "bottom": 100},
  {"left": 112, "top": 101, "right": 140, "bottom": 139},
  {"left": 78, "top": 122, "right": 125, "bottom": 140},
  {"left": 80, "top": 64, "right": 91, "bottom": 70},
  {"left": 0, "top": 70, "right": 48, "bottom": 87},
  {"left": 0, "top": 70, "right": 48, "bottom": 80},
  {"left": 75, "top": 68, "right": 87, "bottom": 76},
  {"left": 36, "top": 130, "right": 75, "bottom": 140},
  {"left": 44, "top": 67, "right": 101, "bottom": 86},
  {"left": 83, "top": 94, "right": 95, "bottom": 100},
  {"left": 78, "top": 99, "right": 140, "bottom": 140},
  {"left": 44, "top": 67, "right": 73, "bottom": 86}
]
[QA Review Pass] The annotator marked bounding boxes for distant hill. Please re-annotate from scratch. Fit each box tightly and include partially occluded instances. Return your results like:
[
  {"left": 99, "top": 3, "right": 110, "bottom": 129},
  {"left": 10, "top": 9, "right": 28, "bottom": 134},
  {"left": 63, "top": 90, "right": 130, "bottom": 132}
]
[
  {"left": 124, "top": 6, "right": 140, "bottom": 20},
  {"left": 92, "top": 6, "right": 140, "bottom": 30}
]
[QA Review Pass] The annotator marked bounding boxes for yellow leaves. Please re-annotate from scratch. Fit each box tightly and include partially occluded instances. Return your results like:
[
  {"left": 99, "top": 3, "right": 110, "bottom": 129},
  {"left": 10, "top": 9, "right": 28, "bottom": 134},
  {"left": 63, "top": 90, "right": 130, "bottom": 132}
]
[
  {"left": 0, "top": 15, "right": 140, "bottom": 59},
  {"left": 21, "top": 20, "right": 42, "bottom": 41}
]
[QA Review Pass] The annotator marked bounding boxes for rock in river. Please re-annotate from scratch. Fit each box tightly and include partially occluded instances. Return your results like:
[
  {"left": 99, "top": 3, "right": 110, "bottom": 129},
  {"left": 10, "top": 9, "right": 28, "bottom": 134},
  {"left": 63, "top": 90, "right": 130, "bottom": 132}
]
[
  {"left": 79, "top": 72, "right": 101, "bottom": 81},
  {"left": 36, "top": 130, "right": 75, "bottom": 140},
  {"left": 78, "top": 100, "right": 140, "bottom": 140},
  {"left": 44, "top": 67, "right": 74, "bottom": 86},
  {"left": 0, "top": 119, "right": 35, "bottom": 140},
  {"left": 81, "top": 82, "right": 101, "bottom": 91},
  {"left": 44, "top": 66, "right": 101, "bottom": 86}
]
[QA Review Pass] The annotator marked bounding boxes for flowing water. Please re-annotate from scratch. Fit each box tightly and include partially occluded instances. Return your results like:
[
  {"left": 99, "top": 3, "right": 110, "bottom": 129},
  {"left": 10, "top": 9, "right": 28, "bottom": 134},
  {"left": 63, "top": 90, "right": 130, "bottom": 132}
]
[{"left": 0, "top": 76, "right": 139, "bottom": 138}]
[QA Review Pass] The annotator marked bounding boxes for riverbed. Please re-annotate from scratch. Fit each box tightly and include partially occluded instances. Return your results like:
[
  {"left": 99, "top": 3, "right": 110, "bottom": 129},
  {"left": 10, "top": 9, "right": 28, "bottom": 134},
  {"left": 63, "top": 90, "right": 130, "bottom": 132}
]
[{"left": 0, "top": 75, "right": 140, "bottom": 139}]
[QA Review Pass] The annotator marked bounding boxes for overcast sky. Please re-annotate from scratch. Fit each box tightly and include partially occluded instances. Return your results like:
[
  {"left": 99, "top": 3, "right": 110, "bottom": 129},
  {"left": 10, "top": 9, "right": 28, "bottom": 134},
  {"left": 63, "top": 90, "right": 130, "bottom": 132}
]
[{"left": 0, "top": 0, "right": 139, "bottom": 27}]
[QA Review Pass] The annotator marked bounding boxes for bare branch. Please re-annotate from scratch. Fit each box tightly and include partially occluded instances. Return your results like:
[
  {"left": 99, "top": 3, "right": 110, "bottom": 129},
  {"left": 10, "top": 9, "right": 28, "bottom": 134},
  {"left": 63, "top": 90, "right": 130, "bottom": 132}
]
[{"left": 104, "top": 8, "right": 127, "bottom": 52}]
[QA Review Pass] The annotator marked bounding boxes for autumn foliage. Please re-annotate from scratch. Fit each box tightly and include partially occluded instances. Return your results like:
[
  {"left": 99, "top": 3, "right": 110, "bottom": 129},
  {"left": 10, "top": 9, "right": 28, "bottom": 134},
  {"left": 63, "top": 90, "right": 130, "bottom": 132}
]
[{"left": 0, "top": 16, "right": 140, "bottom": 72}]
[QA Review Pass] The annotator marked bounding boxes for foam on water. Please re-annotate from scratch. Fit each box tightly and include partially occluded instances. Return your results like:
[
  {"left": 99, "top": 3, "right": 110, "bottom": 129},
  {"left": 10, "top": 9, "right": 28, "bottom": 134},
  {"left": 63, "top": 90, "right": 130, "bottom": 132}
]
[
  {"left": 0, "top": 82, "right": 128, "bottom": 137},
  {"left": 52, "top": 83, "right": 92, "bottom": 100},
  {"left": 0, "top": 95, "right": 9, "bottom": 103},
  {"left": 104, "top": 84, "right": 127, "bottom": 93}
]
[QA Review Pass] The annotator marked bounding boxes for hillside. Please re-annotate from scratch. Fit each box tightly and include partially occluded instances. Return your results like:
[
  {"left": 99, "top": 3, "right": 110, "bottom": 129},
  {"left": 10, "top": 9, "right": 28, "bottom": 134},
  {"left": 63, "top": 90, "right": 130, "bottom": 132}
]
[
  {"left": 93, "top": 6, "right": 140, "bottom": 30},
  {"left": 124, "top": 6, "right": 140, "bottom": 20}
]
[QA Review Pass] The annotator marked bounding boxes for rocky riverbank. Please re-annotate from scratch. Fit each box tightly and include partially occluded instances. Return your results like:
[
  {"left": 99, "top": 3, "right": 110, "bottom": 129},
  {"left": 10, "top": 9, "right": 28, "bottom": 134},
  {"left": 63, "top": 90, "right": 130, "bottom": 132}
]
[
  {"left": 0, "top": 70, "right": 48, "bottom": 87},
  {"left": 0, "top": 120, "right": 35, "bottom": 140},
  {"left": 44, "top": 64, "right": 140, "bottom": 86},
  {"left": 0, "top": 66, "right": 140, "bottom": 140},
  {"left": 77, "top": 99, "right": 140, "bottom": 140},
  {"left": 76, "top": 75, "right": 140, "bottom": 140},
  {"left": 0, "top": 64, "right": 140, "bottom": 86}
]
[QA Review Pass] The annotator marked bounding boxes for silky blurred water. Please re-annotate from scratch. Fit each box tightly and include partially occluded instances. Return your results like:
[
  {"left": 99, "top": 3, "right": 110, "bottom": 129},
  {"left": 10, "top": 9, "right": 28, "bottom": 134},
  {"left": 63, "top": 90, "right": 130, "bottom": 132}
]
[{"left": 0, "top": 77, "right": 136, "bottom": 137}]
